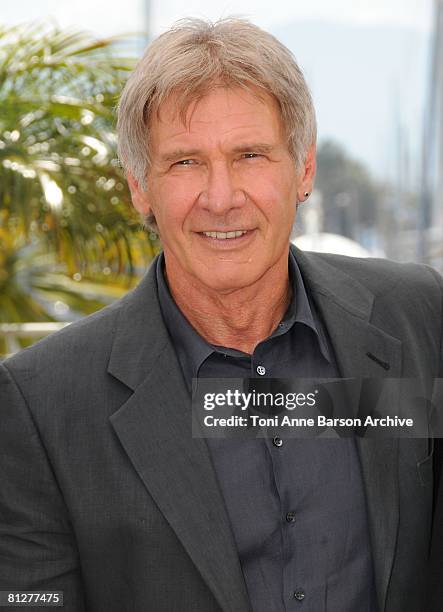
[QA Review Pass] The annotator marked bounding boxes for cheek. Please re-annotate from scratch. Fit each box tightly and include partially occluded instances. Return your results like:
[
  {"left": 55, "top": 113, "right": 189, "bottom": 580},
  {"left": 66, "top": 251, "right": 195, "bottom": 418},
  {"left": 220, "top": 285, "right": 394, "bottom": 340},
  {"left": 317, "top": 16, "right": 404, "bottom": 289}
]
[
  {"left": 153, "top": 179, "right": 197, "bottom": 227},
  {"left": 249, "top": 177, "right": 297, "bottom": 222}
]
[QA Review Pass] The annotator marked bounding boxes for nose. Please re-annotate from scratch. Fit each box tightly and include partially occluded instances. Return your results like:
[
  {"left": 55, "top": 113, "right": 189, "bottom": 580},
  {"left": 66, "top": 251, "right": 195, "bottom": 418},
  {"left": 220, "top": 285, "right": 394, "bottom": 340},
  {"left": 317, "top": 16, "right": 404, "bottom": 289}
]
[{"left": 198, "top": 161, "right": 246, "bottom": 213}]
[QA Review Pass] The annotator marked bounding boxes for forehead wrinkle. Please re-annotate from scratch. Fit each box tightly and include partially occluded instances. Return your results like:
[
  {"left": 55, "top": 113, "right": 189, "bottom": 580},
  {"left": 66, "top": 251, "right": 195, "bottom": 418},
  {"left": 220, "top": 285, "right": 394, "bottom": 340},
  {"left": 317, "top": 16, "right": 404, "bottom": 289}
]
[
  {"left": 175, "top": 115, "right": 274, "bottom": 142},
  {"left": 159, "top": 119, "right": 275, "bottom": 149},
  {"left": 154, "top": 113, "right": 266, "bottom": 141},
  {"left": 177, "top": 98, "right": 273, "bottom": 130},
  {"left": 219, "top": 121, "right": 273, "bottom": 136}
]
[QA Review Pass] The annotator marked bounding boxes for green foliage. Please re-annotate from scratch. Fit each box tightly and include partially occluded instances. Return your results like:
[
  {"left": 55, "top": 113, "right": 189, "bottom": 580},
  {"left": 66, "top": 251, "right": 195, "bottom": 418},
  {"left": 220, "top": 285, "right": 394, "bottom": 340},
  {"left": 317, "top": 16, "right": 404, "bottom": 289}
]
[{"left": 0, "top": 22, "right": 160, "bottom": 350}]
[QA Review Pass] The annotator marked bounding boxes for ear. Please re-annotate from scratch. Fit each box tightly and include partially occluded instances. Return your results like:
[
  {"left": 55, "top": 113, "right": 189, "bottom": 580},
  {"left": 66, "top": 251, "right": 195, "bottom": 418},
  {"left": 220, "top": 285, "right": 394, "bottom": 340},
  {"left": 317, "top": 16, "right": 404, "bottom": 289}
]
[
  {"left": 127, "top": 172, "right": 151, "bottom": 216},
  {"left": 297, "top": 143, "right": 316, "bottom": 200}
]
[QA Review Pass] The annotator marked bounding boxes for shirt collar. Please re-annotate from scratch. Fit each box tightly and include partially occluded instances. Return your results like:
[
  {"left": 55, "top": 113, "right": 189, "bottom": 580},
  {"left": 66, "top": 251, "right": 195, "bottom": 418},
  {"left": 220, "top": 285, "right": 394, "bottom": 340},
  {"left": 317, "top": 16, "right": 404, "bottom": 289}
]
[{"left": 156, "top": 249, "right": 331, "bottom": 382}]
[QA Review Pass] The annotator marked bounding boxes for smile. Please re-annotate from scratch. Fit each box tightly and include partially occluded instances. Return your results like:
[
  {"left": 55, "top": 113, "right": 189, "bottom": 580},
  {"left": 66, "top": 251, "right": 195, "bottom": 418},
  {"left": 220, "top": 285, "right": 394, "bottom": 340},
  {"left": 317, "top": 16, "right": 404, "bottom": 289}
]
[{"left": 200, "top": 230, "right": 248, "bottom": 239}]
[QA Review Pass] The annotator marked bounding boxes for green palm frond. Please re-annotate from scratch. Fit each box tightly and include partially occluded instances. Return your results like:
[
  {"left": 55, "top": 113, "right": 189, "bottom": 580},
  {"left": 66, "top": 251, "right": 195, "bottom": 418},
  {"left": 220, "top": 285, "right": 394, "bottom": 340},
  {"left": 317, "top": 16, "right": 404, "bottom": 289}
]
[
  {"left": 0, "top": 22, "right": 159, "bottom": 275},
  {"left": 0, "top": 23, "right": 160, "bottom": 348}
]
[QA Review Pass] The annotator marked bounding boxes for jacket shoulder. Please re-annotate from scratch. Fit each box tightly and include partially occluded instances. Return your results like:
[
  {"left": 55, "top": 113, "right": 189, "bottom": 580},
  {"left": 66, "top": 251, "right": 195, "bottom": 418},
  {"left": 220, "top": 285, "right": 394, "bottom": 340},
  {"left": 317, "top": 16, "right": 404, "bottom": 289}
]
[{"left": 310, "top": 252, "right": 443, "bottom": 299}]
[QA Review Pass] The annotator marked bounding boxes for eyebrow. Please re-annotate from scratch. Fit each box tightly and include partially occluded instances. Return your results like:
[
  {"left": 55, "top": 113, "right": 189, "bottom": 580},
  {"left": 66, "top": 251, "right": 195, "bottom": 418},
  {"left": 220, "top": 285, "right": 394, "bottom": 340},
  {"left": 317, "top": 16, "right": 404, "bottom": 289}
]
[
  {"left": 160, "top": 149, "right": 201, "bottom": 163},
  {"left": 160, "top": 143, "right": 276, "bottom": 163},
  {"left": 231, "top": 143, "right": 275, "bottom": 154}
]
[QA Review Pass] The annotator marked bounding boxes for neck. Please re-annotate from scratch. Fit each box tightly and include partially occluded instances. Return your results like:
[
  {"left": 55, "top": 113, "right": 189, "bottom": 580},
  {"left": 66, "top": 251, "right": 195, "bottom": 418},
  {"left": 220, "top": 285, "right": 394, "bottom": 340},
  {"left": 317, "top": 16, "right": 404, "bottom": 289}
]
[{"left": 164, "top": 253, "right": 291, "bottom": 355}]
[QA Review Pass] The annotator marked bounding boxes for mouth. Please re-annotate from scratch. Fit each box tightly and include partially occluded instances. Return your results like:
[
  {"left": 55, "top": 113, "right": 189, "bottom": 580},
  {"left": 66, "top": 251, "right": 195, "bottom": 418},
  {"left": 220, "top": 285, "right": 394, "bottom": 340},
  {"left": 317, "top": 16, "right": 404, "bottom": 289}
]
[
  {"left": 195, "top": 228, "right": 257, "bottom": 250},
  {"left": 200, "top": 230, "right": 249, "bottom": 240}
]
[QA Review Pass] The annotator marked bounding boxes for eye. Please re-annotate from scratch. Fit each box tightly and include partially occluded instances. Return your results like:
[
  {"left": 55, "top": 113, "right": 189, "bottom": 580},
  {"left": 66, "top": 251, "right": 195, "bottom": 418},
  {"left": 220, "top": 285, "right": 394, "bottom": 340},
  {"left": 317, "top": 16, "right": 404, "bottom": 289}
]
[
  {"left": 174, "top": 159, "right": 196, "bottom": 166},
  {"left": 240, "top": 152, "right": 263, "bottom": 160}
]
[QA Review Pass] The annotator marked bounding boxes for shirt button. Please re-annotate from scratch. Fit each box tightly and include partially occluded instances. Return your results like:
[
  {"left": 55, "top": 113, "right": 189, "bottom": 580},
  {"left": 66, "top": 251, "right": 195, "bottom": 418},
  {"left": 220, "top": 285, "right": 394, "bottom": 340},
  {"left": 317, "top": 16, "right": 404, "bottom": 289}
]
[
  {"left": 286, "top": 511, "right": 296, "bottom": 523},
  {"left": 294, "top": 589, "right": 305, "bottom": 601},
  {"left": 256, "top": 365, "right": 266, "bottom": 376},
  {"left": 272, "top": 436, "right": 283, "bottom": 448}
]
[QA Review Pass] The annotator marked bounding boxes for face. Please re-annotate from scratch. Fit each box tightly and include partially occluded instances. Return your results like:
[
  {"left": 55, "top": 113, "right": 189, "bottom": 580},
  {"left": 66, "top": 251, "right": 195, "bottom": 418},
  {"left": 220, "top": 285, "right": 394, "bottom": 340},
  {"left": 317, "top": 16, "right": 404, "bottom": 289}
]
[{"left": 128, "top": 86, "right": 315, "bottom": 293}]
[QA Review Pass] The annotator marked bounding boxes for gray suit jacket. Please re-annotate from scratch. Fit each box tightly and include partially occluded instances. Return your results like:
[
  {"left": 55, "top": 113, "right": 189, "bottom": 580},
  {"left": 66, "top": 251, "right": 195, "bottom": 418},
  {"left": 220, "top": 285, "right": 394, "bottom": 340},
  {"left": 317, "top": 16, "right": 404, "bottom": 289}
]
[{"left": 1, "top": 246, "right": 442, "bottom": 612}]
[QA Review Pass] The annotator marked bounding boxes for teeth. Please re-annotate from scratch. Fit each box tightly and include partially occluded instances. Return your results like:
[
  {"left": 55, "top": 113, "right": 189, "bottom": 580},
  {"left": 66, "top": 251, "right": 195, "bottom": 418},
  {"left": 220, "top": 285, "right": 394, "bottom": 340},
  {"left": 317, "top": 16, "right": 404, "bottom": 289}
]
[{"left": 202, "top": 230, "right": 248, "bottom": 239}]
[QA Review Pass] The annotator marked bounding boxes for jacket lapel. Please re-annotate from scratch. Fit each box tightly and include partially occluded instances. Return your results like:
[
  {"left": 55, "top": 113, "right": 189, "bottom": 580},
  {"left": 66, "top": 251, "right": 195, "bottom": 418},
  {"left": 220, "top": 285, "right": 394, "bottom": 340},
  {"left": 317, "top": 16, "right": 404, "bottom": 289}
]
[
  {"left": 107, "top": 262, "right": 251, "bottom": 612},
  {"left": 294, "top": 246, "right": 402, "bottom": 612}
]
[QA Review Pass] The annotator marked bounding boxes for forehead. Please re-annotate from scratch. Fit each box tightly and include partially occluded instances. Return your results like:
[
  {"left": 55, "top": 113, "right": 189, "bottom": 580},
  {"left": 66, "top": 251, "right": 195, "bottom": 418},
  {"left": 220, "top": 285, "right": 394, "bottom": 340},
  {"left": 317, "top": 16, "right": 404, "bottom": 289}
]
[{"left": 151, "top": 85, "right": 284, "bottom": 144}]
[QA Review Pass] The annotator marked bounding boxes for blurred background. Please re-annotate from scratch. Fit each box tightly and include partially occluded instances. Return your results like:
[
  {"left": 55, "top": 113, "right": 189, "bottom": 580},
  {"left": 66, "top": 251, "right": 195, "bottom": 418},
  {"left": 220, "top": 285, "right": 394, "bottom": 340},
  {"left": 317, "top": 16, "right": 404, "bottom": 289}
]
[{"left": 1, "top": 0, "right": 442, "bottom": 355}]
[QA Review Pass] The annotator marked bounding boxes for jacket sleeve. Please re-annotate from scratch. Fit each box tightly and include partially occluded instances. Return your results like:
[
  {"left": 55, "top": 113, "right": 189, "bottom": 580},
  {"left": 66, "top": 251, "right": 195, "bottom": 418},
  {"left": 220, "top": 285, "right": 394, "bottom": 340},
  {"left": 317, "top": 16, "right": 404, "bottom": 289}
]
[{"left": 0, "top": 362, "right": 86, "bottom": 611}]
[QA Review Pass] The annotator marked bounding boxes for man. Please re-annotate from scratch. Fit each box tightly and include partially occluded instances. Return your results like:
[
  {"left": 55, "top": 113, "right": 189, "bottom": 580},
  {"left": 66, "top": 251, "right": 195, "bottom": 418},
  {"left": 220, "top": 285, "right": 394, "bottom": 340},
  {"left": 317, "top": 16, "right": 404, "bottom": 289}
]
[{"left": 0, "top": 18, "right": 442, "bottom": 612}]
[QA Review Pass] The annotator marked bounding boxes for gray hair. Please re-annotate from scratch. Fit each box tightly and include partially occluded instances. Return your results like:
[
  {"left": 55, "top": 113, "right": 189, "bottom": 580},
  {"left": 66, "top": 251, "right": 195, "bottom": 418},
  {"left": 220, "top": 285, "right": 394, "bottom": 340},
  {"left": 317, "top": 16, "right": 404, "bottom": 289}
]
[{"left": 117, "top": 17, "right": 316, "bottom": 228}]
